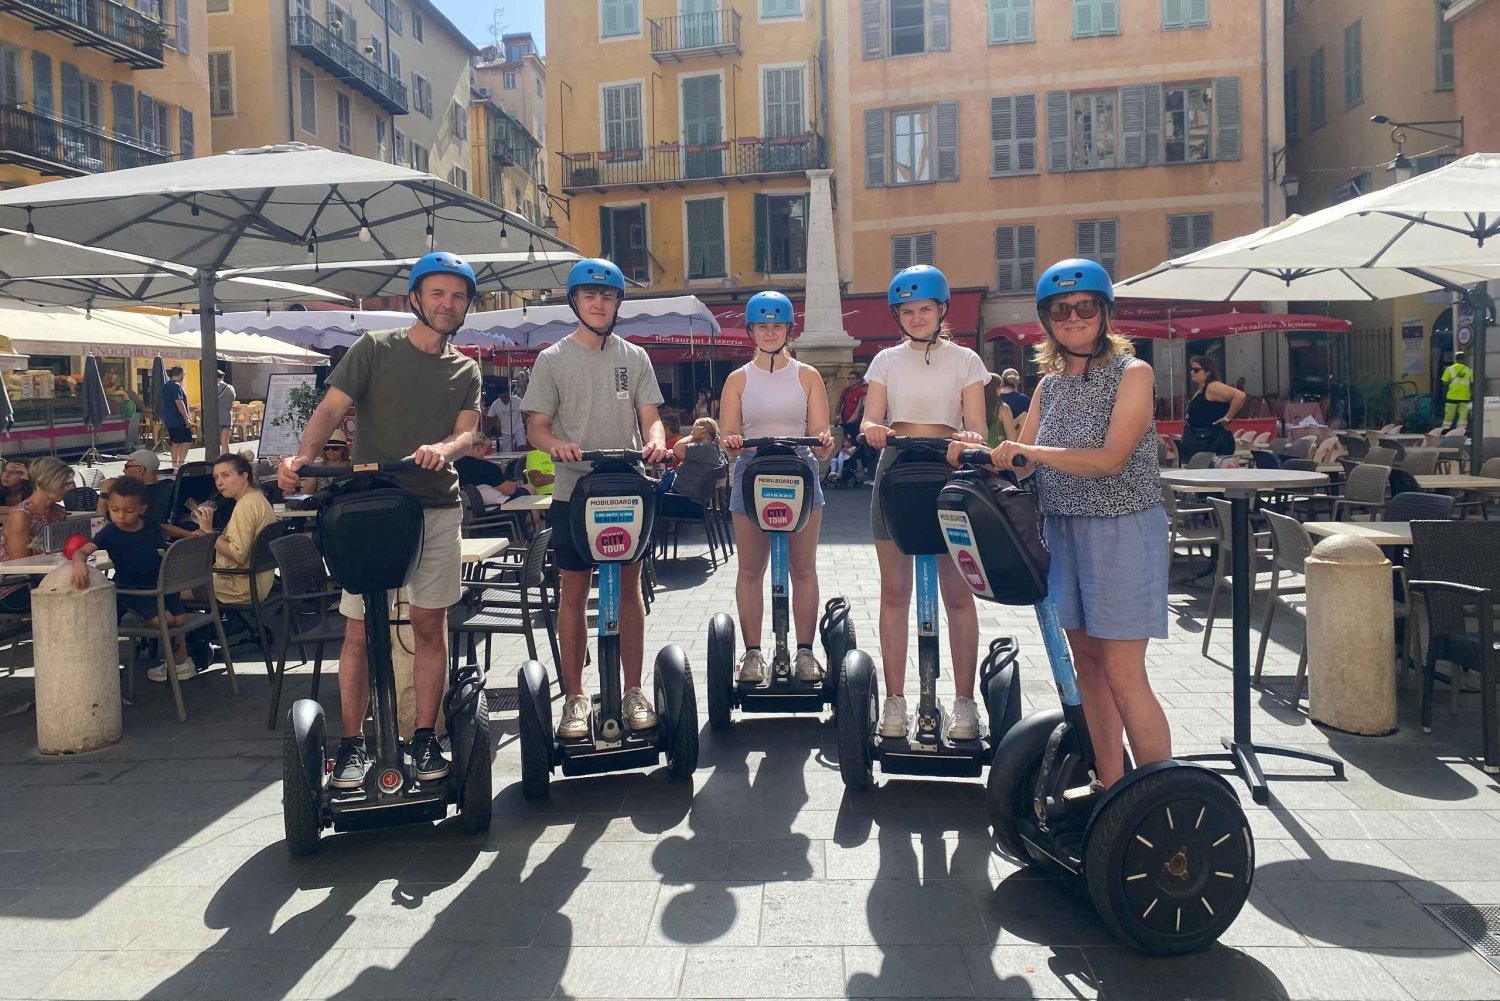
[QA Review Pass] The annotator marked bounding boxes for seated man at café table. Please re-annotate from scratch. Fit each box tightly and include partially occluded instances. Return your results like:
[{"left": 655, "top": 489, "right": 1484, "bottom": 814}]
[
  {"left": 98, "top": 450, "right": 191, "bottom": 539},
  {"left": 455, "top": 432, "right": 530, "bottom": 510}
]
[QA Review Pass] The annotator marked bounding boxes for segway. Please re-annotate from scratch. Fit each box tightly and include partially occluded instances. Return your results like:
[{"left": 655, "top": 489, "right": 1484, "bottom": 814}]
[
  {"left": 282, "top": 460, "right": 492, "bottom": 856},
  {"left": 706, "top": 437, "right": 850, "bottom": 729},
  {"left": 515, "top": 449, "right": 698, "bottom": 797},
  {"left": 836, "top": 436, "right": 1023, "bottom": 790},
  {"left": 938, "top": 455, "right": 1254, "bottom": 955}
]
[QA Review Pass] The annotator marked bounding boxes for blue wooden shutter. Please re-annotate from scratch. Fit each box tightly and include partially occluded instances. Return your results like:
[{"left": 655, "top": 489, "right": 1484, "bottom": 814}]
[
  {"left": 31, "top": 53, "right": 53, "bottom": 114},
  {"left": 1163, "top": 0, "right": 1185, "bottom": 28},
  {"left": 1213, "top": 75, "right": 1241, "bottom": 160},
  {"left": 1188, "top": 0, "right": 1208, "bottom": 25},
  {"left": 1099, "top": 0, "right": 1120, "bottom": 33},
  {"left": 934, "top": 100, "right": 959, "bottom": 181},
  {"left": 61, "top": 62, "right": 82, "bottom": 122},
  {"left": 861, "top": 0, "right": 884, "bottom": 58},
  {"left": 989, "top": 0, "right": 1011, "bottom": 43},
  {"left": 1046, "top": 90, "right": 1069, "bottom": 172},
  {"left": 1073, "top": 0, "right": 1095, "bottom": 36},
  {"left": 179, "top": 107, "right": 194, "bottom": 157},
  {"left": 928, "top": 0, "right": 950, "bottom": 51},
  {"left": 1014, "top": 0, "right": 1034, "bottom": 40},
  {"left": 864, "top": 108, "right": 886, "bottom": 187}
]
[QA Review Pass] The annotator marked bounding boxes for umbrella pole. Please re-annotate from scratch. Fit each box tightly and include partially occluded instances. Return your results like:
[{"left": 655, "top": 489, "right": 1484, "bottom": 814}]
[
  {"left": 1471, "top": 285, "right": 1490, "bottom": 476},
  {"left": 198, "top": 272, "right": 220, "bottom": 458}
]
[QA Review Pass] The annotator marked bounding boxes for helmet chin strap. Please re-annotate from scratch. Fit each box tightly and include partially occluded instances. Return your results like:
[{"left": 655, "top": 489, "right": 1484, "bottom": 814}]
[
  {"left": 892, "top": 304, "right": 948, "bottom": 365},
  {"left": 1041, "top": 305, "right": 1110, "bottom": 380},
  {"left": 409, "top": 291, "right": 469, "bottom": 340},
  {"left": 568, "top": 289, "right": 621, "bottom": 343},
  {"left": 755, "top": 335, "right": 790, "bottom": 373}
]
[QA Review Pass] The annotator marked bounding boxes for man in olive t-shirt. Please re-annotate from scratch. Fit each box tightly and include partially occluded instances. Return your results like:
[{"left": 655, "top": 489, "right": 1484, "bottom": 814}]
[{"left": 277, "top": 253, "right": 481, "bottom": 790}]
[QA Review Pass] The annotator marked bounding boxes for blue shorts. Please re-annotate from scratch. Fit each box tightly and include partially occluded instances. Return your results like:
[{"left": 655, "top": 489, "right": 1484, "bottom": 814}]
[
  {"left": 729, "top": 448, "right": 825, "bottom": 516},
  {"left": 1044, "top": 505, "right": 1169, "bottom": 641}
]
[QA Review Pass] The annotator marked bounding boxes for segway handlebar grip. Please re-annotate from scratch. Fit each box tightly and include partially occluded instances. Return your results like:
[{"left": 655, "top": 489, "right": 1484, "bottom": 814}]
[
  {"left": 743, "top": 436, "right": 822, "bottom": 448},
  {"left": 294, "top": 457, "right": 422, "bottom": 479},
  {"left": 884, "top": 435, "right": 963, "bottom": 450},
  {"left": 956, "top": 448, "right": 993, "bottom": 466},
  {"left": 579, "top": 449, "right": 644, "bottom": 463}
]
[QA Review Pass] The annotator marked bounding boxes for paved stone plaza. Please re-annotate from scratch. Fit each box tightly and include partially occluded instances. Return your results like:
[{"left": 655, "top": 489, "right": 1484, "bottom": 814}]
[{"left": 3, "top": 486, "right": 1500, "bottom": 1000}]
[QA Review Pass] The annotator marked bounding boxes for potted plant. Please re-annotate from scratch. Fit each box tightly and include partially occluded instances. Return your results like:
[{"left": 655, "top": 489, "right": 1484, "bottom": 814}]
[{"left": 570, "top": 166, "right": 600, "bottom": 186}]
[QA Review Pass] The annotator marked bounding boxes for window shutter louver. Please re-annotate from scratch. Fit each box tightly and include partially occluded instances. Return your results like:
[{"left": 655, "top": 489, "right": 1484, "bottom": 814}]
[
  {"left": 864, "top": 108, "right": 886, "bottom": 187},
  {"left": 935, "top": 100, "right": 959, "bottom": 181},
  {"left": 1213, "top": 75, "right": 1241, "bottom": 160},
  {"left": 1046, "top": 91, "right": 1069, "bottom": 172}
]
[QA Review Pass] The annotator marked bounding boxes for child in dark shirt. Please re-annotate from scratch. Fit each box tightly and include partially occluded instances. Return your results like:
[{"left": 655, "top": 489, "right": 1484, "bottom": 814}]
[{"left": 71, "top": 475, "right": 193, "bottom": 679}]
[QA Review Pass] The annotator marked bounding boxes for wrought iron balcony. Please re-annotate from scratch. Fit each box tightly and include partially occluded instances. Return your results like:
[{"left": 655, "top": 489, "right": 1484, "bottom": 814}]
[
  {"left": 561, "top": 133, "right": 825, "bottom": 193},
  {"left": 649, "top": 8, "right": 741, "bottom": 61},
  {"left": 491, "top": 141, "right": 539, "bottom": 174},
  {"left": 0, "top": 105, "right": 176, "bottom": 177},
  {"left": 288, "top": 15, "right": 407, "bottom": 115},
  {"left": 0, "top": 0, "right": 167, "bottom": 69}
]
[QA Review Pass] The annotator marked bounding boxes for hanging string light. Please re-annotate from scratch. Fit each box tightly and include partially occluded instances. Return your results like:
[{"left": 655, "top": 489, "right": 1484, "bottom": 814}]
[
  {"left": 357, "top": 199, "right": 372, "bottom": 242},
  {"left": 23, "top": 208, "right": 36, "bottom": 247},
  {"left": 526, "top": 238, "right": 536, "bottom": 264}
]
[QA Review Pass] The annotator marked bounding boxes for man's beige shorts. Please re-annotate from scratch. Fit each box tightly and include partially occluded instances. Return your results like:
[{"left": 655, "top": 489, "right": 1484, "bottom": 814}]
[{"left": 339, "top": 505, "right": 462, "bottom": 618}]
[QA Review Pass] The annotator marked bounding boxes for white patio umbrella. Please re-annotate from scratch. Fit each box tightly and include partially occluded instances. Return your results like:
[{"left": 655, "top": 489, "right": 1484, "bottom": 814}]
[
  {"left": 460, "top": 296, "right": 722, "bottom": 349},
  {"left": 0, "top": 272, "right": 348, "bottom": 311},
  {"left": 168, "top": 309, "right": 413, "bottom": 351},
  {"left": 0, "top": 142, "right": 572, "bottom": 446},
  {"left": 222, "top": 250, "right": 582, "bottom": 301}
]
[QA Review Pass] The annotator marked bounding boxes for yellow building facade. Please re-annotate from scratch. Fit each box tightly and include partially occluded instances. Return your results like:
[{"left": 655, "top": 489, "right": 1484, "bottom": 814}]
[
  {"left": 0, "top": 0, "right": 209, "bottom": 188},
  {"left": 546, "top": 0, "right": 825, "bottom": 295}
]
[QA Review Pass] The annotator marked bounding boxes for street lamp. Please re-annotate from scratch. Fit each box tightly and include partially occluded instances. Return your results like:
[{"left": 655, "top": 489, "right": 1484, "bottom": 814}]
[{"left": 1369, "top": 113, "right": 1464, "bottom": 186}]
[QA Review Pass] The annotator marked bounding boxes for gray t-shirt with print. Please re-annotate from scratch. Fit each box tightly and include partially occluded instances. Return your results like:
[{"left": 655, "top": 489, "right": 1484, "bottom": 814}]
[{"left": 520, "top": 334, "right": 664, "bottom": 502}]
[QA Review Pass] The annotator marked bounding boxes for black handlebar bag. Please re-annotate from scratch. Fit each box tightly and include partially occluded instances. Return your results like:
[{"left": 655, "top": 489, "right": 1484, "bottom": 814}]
[
  {"left": 570, "top": 461, "right": 658, "bottom": 565},
  {"left": 935, "top": 469, "right": 1050, "bottom": 605},
  {"left": 315, "top": 477, "right": 424, "bottom": 596},
  {"left": 743, "top": 443, "right": 815, "bottom": 534},
  {"left": 877, "top": 445, "right": 953, "bottom": 556}
]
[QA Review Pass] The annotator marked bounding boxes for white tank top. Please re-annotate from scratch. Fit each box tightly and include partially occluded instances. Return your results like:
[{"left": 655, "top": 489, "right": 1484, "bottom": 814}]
[{"left": 739, "top": 359, "right": 810, "bottom": 439}]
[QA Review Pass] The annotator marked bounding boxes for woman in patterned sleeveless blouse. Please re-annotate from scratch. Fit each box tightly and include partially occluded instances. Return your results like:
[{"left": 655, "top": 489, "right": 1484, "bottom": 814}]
[{"left": 956, "top": 259, "right": 1172, "bottom": 788}]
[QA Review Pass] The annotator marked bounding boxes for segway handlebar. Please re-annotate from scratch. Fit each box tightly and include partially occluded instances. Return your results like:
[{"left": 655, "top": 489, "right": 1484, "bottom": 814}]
[
  {"left": 859, "top": 435, "right": 993, "bottom": 466},
  {"left": 293, "top": 457, "right": 422, "bottom": 479},
  {"left": 742, "top": 436, "right": 823, "bottom": 448},
  {"left": 579, "top": 449, "right": 645, "bottom": 463}
]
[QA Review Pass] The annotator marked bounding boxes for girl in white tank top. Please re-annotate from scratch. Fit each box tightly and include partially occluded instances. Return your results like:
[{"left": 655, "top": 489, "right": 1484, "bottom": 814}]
[{"left": 719, "top": 292, "right": 835, "bottom": 689}]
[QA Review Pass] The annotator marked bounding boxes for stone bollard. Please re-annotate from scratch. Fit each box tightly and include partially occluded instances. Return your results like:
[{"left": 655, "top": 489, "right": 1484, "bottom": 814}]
[
  {"left": 33, "top": 565, "right": 121, "bottom": 754},
  {"left": 1305, "top": 534, "right": 1397, "bottom": 735}
]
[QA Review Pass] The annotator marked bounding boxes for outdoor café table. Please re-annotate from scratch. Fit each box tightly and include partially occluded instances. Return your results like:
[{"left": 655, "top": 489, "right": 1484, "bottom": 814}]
[
  {"left": 460, "top": 537, "right": 509, "bottom": 564},
  {"left": 1160, "top": 468, "right": 1345, "bottom": 803},
  {"left": 0, "top": 551, "right": 113, "bottom": 575},
  {"left": 1304, "top": 521, "right": 1413, "bottom": 547},
  {"left": 271, "top": 504, "right": 318, "bottom": 520},
  {"left": 1414, "top": 474, "right": 1500, "bottom": 494},
  {"left": 501, "top": 493, "right": 553, "bottom": 512}
]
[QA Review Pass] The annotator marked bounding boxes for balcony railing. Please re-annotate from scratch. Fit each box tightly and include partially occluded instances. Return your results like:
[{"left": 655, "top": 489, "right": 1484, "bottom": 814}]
[
  {"left": 0, "top": 0, "right": 166, "bottom": 69},
  {"left": 561, "top": 133, "right": 825, "bottom": 193},
  {"left": 288, "top": 15, "right": 407, "bottom": 115},
  {"left": 0, "top": 105, "right": 176, "bottom": 177},
  {"left": 491, "top": 141, "right": 539, "bottom": 173},
  {"left": 649, "top": 8, "right": 741, "bottom": 61}
]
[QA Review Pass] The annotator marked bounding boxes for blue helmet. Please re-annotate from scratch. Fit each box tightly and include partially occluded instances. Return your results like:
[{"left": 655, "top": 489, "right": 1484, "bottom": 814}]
[
  {"left": 887, "top": 265, "right": 951, "bottom": 307},
  {"left": 407, "top": 252, "right": 477, "bottom": 298},
  {"left": 566, "top": 258, "right": 627, "bottom": 296},
  {"left": 745, "top": 291, "right": 795, "bottom": 327},
  {"left": 1036, "top": 258, "right": 1114, "bottom": 306}
]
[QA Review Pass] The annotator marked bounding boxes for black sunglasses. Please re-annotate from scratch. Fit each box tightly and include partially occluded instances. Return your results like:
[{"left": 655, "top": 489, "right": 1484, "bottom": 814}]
[{"left": 1044, "top": 299, "right": 1103, "bottom": 321}]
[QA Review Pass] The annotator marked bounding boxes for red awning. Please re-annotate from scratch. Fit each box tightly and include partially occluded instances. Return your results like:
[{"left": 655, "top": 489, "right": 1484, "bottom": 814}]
[
  {"left": 1164, "top": 312, "right": 1352, "bottom": 337},
  {"left": 1112, "top": 298, "right": 1244, "bottom": 320}
]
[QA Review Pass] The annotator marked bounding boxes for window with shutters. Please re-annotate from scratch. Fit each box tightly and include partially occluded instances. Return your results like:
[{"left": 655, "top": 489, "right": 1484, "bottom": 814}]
[
  {"left": 298, "top": 69, "right": 317, "bottom": 133},
  {"left": 1069, "top": 92, "right": 1117, "bottom": 169},
  {"left": 412, "top": 74, "right": 432, "bottom": 116},
  {"left": 601, "top": 204, "right": 650, "bottom": 283},
  {"left": 208, "top": 51, "right": 234, "bottom": 116},
  {"left": 452, "top": 101, "right": 468, "bottom": 140},
  {"left": 1308, "top": 48, "right": 1325, "bottom": 131},
  {"left": 602, "top": 83, "right": 643, "bottom": 160},
  {"left": 600, "top": 0, "right": 639, "bottom": 38},
  {"left": 388, "top": 49, "right": 401, "bottom": 81},
  {"left": 207, "top": 0, "right": 229, "bottom": 10},
  {"left": 892, "top": 108, "right": 931, "bottom": 184},
  {"left": 1436, "top": 1, "right": 1454, "bottom": 90},
  {"left": 1162, "top": 0, "right": 1208, "bottom": 29},
  {"left": 1343, "top": 20, "right": 1362, "bottom": 109},
  {"left": 173, "top": 0, "right": 189, "bottom": 52},
  {"left": 367, "top": 36, "right": 382, "bottom": 67},
  {"left": 504, "top": 71, "right": 517, "bottom": 90},
  {"left": 337, "top": 92, "right": 352, "bottom": 150},
  {"left": 988, "top": 0, "right": 1034, "bottom": 44},
  {"left": 989, "top": 94, "right": 1037, "bottom": 175},
  {"left": 754, "top": 193, "right": 808, "bottom": 274},
  {"left": 1074, "top": 219, "right": 1118, "bottom": 278},
  {"left": 994, "top": 225, "right": 1036, "bottom": 295},
  {"left": 81, "top": 76, "right": 104, "bottom": 129},
  {"left": 410, "top": 141, "right": 429, "bottom": 172},
  {"left": 449, "top": 166, "right": 468, "bottom": 190},
  {"left": 891, "top": 232, "right": 937, "bottom": 272},
  {"left": 685, "top": 197, "right": 727, "bottom": 280},
  {"left": 388, "top": 1, "right": 402, "bottom": 33},
  {"left": 394, "top": 127, "right": 406, "bottom": 165},
  {"left": 179, "top": 107, "right": 195, "bottom": 157},
  {"left": 0, "top": 47, "right": 21, "bottom": 107},
  {"left": 863, "top": 0, "right": 948, "bottom": 58},
  {"left": 889, "top": 0, "right": 926, "bottom": 55},
  {"left": 761, "top": 0, "right": 802, "bottom": 17},
  {"left": 1285, "top": 68, "right": 1298, "bottom": 140},
  {"left": 1072, "top": 0, "right": 1120, "bottom": 38},
  {"left": 762, "top": 66, "right": 805, "bottom": 138},
  {"left": 1164, "top": 84, "right": 1210, "bottom": 163},
  {"left": 412, "top": 11, "right": 423, "bottom": 41},
  {"left": 1167, "top": 213, "right": 1212, "bottom": 258},
  {"left": 138, "top": 94, "right": 158, "bottom": 148}
]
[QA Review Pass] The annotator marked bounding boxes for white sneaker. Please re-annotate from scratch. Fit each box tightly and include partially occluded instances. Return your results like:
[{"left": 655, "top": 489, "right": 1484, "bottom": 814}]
[
  {"left": 948, "top": 696, "right": 980, "bottom": 741},
  {"left": 879, "top": 695, "right": 908, "bottom": 738},
  {"left": 737, "top": 649, "right": 767, "bottom": 685},
  {"left": 556, "top": 694, "right": 590, "bottom": 740},
  {"left": 794, "top": 648, "right": 824, "bottom": 682},
  {"left": 623, "top": 686, "right": 659, "bottom": 730},
  {"left": 147, "top": 662, "right": 196, "bottom": 683}
]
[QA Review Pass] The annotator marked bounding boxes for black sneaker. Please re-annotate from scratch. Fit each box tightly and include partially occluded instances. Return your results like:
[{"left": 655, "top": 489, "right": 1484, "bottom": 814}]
[
  {"left": 411, "top": 729, "right": 449, "bottom": 782},
  {"left": 331, "top": 739, "right": 369, "bottom": 790}
]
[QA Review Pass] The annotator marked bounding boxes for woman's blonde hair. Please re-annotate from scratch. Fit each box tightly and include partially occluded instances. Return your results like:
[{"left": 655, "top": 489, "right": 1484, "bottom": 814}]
[
  {"left": 28, "top": 457, "right": 73, "bottom": 495},
  {"left": 1000, "top": 368, "right": 1022, "bottom": 390},
  {"left": 1031, "top": 309, "right": 1134, "bottom": 376},
  {"left": 691, "top": 417, "right": 719, "bottom": 442}
]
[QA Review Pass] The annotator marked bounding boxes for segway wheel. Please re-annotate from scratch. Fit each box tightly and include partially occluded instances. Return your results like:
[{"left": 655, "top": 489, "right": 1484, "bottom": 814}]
[
  {"left": 517, "top": 661, "right": 553, "bottom": 800},
  {"left": 281, "top": 709, "right": 322, "bottom": 857},
  {"left": 459, "top": 690, "right": 493, "bottom": 833},
  {"left": 706, "top": 613, "right": 736, "bottom": 732},
  {"left": 654, "top": 646, "right": 700, "bottom": 780},
  {"left": 836, "top": 650, "right": 878, "bottom": 791},
  {"left": 987, "top": 709, "right": 1069, "bottom": 867},
  {"left": 1085, "top": 765, "right": 1254, "bottom": 955}
]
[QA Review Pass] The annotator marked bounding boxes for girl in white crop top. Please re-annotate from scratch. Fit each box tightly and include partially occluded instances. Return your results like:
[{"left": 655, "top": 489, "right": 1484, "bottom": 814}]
[
  {"left": 719, "top": 292, "right": 835, "bottom": 687},
  {"left": 860, "top": 266, "right": 989, "bottom": 743}
]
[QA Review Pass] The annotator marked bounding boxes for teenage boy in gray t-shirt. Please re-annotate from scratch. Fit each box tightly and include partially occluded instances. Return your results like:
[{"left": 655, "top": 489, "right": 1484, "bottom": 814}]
[{"left": 522, "top": 259, "right": 669, "bottom": 741}]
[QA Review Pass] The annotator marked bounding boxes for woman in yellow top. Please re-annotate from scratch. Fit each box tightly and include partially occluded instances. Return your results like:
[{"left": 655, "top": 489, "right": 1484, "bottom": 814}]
[{"left": 190, "top": 452, "right": 275, "bottom": 606}]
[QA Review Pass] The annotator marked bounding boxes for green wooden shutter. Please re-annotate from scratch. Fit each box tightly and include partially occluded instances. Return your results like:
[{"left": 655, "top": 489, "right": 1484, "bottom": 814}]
[
  {"left": 1014, "top": 94, "right": 1036, "bottom": 172},
  {"left": 861, "top": 0, "right": 883, "bottom": 59},
  {"left": 995, "top": 226, "right": 1017, "bottom": 293},
  {"left": 1188, "top": 0, "right": 1208, "bottom": 25},
  {"left": 928, "top": 0, "right": 950, "bottom": 51},
  {"left": 753, "top": 193, "right": 769, "bottom": 273},
  {"left": 913, "top": 232, "right": 936, "bottom": 266},
  {"left": 1163, "top": 0, "right": 1185, "bottom": 28},
  {"left": 1098, "top": 220, "right": 1118, "bottom": 277},
  {"left": 1167, "top": 214, "right": 1190, "bottom": 258},
  {"left": 935, "top": 100, "right": 959, "bottom": 181},
  {"left": 602, "top": 0, "right": 619, "bottom": 37},
  {"left": 1142, "top": 83, "right": 1162, "bottom": 165},
  {"left": 1192, "top": 214, "right": 1212, "bottom": 252},
  {"left": 31, "top": 52, "right": 53, "bottom": 115},
  {"left": 1073, "top": 0, "right": 1095, "bottom": 36},
  {"left": 990, "top": 96, "right": 1014, "bottom": 174},
  {"left": 892, "top": 235, "right": 912, "bottom": 272},
  {"left": 139, "top": 93, "right": 157, "bottom": 147},
  {"left": 989, "top": 0, "right": 1010, "bottom": 43},
  {"left": 864, "top": 108, "right": 886, "bottom": 187},
  {"left": 1014, "top": 0, "right": 1034, "bottom": 40},
  {"left": 1120, "top": 84, "right": 1146, "bottom": 167},
  {"left": 1046, "top": 91, "right": 1069, "bottom": 172},
  {"left": 1099, "top": 0, "right": 1120, "bottom": 33},
  {"left": 179, "top": 107, "right": 194, "bottom": 157},
  {"left": 1213, "top": 75, "right": 1241, "bottom": 160}
]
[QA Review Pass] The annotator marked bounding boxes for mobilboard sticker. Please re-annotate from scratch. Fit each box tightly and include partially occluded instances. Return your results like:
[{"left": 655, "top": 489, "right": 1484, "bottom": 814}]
[
  {"left": 585, "top": 495, "right": 644, "bottom": 562},
  {"left": 938, "top": 509, "right": 994, "bottom": 600},
  {"left": 752, "top": 473, "right": 805, "bottom": 533}
]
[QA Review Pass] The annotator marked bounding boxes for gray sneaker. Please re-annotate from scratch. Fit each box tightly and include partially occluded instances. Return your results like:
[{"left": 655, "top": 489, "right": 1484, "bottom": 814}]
[
  {"left": 623, "top": 687, "right": 659, "bottom": 730},
  {"left": 948, "top": 696, "right": 980, "bottom": 741},
  {"left": 879, "top": 695, "right": 908, "bottom": 738},
  {"left": 556, "top": 694, "right": 590, "bottom": 740},
  {"left": 794, "top": 649, "right": 824, "bottom": 682},
  {"left": 331, "top": 739, "right": 369, "bottom": 790},
  {"left": 738, "top": 649, "right": 767, "bottom": 684}
]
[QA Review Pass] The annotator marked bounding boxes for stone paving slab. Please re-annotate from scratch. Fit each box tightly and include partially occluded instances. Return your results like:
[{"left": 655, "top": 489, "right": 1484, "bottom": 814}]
[{"left": 2, "top": 487, "right": 1500, "bottom": 998}]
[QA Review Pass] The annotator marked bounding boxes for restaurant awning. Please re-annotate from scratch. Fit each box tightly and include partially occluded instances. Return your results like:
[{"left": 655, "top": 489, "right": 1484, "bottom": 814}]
[{"left": 0, "top": 304, "right": 327, "bottom": 364}]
